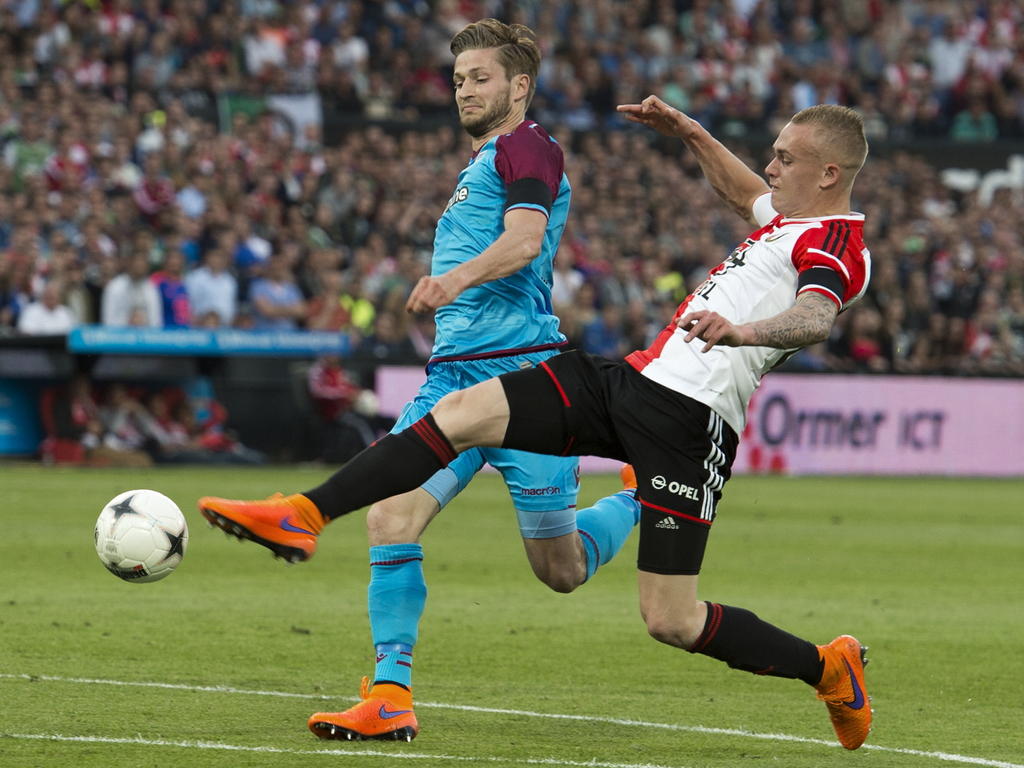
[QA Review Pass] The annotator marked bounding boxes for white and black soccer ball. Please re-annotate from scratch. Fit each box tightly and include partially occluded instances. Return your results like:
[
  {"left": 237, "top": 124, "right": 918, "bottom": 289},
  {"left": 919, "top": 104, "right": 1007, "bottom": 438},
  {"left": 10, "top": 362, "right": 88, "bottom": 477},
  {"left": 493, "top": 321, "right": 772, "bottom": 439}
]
[{"left": 94, "top": 489, "right": 188, "bottom": 583}]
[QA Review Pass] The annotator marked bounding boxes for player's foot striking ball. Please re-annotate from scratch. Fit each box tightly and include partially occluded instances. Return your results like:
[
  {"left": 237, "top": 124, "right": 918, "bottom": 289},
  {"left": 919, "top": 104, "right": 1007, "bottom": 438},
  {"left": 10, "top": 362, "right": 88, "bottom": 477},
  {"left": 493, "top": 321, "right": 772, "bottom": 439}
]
[
  {"left": 308, "top": 677, "right": 419, "bottom": 742},
  {"left": 198, "top": 493, "right": 325, "bottom": 563},
  {"left": 815, "top": 634, "right": 872, "bottom": 749}
]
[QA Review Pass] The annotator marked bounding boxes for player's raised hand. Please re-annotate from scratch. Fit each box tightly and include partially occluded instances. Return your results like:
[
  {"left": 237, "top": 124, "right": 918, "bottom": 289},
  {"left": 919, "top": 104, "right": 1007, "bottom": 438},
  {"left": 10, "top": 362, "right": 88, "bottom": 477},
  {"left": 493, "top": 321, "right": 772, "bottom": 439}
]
[
  {"left": 677, "top": 309, "right": 750, "bottom": 352},
  {"left": 406, "top": 274, "right": 459, "bottom": 313},
  {"left": 616, "top": 95, "right": 697, "bottom": 139}
]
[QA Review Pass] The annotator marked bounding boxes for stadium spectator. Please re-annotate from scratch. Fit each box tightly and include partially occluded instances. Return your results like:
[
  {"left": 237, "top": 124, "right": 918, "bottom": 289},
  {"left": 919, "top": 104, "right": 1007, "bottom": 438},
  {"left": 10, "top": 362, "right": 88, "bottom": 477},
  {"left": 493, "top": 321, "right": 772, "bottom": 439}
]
[
  {"left": 185, "top": 247, "right": 238, "bottom": 328},
  {"left": 150, "top": 249, "right": 191, "bottom": 328},
  {"left": 38, "top": 374, "right": 104, "bottom": 465},
  {"left": 100, "top": 253, "right": 162, "bottom": 327},
  {"left": 16, "top": 278, "right": 75, "bottom": 335},
  {"left": 304, "top": 269, "right": 352, "bottom": 332},
  {"left": 307, "top": 352, "right": 394, "bottom": 462},
  {"left": 94, "top": 384, "right": 155, "bottom": 467},
  {"left": 248, "top": 252, "right": 306, "bottom": 330}
]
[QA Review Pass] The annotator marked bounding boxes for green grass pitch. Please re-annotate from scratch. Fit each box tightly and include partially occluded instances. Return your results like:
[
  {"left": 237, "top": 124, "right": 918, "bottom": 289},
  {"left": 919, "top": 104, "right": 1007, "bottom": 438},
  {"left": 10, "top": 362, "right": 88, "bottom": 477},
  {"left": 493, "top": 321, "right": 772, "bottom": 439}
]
[{"left": 1, "top": 464, "right": 1021, "bottom": 768}]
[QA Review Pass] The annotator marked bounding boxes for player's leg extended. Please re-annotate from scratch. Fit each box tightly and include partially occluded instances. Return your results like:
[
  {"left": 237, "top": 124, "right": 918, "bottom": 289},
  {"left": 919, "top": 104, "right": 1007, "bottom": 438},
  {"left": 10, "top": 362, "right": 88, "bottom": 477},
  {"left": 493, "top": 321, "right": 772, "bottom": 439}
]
[
  {"left": 637, "top": 571, "right": 871, "bottom": 750},
  {"left": 197, "top": 378, "right": 509, "bottom": 554}
]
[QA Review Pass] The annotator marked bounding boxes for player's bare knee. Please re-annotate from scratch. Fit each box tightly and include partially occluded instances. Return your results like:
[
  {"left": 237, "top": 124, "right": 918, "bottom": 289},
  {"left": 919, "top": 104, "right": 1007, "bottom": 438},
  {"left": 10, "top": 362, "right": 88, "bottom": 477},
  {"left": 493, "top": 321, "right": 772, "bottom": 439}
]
[
  {"left": 644, "top": 610, "right": 703, "bottom": 650},
  {"left": 532, "top": 561, "right": 584, "bottom": 594},
  {"left": 366, "top": 500, "right": 419, "bottom": 545}
]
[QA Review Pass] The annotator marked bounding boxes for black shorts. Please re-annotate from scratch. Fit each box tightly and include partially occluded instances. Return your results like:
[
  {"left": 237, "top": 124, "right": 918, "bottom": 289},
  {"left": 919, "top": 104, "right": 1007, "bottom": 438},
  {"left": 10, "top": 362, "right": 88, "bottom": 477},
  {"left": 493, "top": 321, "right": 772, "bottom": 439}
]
[{"left": 499, "top": 350, "right": 738, "bottom": 575}]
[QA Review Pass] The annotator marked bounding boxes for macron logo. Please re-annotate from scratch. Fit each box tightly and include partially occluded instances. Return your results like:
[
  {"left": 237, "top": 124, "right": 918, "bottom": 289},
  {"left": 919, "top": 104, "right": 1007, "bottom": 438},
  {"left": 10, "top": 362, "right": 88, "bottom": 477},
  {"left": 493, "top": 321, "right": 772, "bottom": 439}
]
[{"left": 655, "top": 516, "right": 679, "bottom": 530}]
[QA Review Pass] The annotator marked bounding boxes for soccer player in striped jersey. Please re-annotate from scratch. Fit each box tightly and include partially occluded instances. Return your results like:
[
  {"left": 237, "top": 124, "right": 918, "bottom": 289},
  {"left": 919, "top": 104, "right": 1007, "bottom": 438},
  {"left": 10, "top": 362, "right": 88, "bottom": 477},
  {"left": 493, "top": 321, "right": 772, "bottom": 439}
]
[{"left": 200, "top": 19, "right": 639, "bottom": 742}]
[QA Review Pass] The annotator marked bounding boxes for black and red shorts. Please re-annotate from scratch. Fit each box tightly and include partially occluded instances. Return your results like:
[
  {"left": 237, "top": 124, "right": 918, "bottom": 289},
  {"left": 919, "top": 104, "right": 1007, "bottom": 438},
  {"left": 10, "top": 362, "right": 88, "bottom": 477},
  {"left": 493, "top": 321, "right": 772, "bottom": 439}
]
[{"left": 499, "top": 350, "right": 738, "bottom": 575}]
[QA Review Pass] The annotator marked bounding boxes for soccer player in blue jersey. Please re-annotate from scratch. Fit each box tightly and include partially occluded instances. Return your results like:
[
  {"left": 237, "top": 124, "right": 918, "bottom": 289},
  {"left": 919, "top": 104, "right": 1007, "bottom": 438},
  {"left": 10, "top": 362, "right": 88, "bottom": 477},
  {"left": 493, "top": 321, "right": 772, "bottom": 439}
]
[{"left": 200, "top": 19, "right": 639, "bottom": 742}]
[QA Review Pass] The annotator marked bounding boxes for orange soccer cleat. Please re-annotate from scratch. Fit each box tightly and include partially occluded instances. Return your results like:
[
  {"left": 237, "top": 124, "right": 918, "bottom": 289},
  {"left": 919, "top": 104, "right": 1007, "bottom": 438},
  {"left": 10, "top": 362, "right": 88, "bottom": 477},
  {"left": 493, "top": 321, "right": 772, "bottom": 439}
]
[
  {"left": 620, "top": 463, "right": 637, "bottom": 491},
  {"left": 815, "top": 634, "right": 872, "bottom": 750},
  {"left": 197, "top": 493, "right": 326, "bottom": 563},
  {"left": 309, "top": 677, "right": 419, "bottom": 742}
]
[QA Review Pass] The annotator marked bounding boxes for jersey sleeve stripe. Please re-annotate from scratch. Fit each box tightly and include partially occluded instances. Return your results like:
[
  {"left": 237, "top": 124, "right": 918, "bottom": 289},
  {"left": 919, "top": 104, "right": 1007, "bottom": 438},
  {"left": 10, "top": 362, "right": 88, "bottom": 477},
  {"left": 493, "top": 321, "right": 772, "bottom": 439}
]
[
  {"left": 806, "top": 248, "right": 851, "bottom": 280},
  {"left": 835, "top": 221, "right": 851, "bottom": 259},
  {"left": 822, "top": 221, "right": 839, "bottom": 253},
  {"left": 505, "top": 202, "right": 551, "bottom": 218},
  {"left": 798, "top": 285, "right": 842, "bottom": 308}
]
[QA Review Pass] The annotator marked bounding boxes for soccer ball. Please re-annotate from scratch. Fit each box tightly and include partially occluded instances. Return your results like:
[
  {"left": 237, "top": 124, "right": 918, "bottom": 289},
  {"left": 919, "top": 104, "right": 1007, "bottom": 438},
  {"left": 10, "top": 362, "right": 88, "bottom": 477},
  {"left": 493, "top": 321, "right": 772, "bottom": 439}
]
[{"left": 94, "top": 489, "right": 188, "bottom": 583}]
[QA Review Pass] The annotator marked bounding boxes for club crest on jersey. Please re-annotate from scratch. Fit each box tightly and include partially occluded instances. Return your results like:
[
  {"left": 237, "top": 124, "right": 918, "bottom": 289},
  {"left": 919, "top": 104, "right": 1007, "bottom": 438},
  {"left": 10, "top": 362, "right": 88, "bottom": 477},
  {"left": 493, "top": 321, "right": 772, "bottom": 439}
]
[{"left": 443, "top": 185, "right": 469, "bottom": 214}]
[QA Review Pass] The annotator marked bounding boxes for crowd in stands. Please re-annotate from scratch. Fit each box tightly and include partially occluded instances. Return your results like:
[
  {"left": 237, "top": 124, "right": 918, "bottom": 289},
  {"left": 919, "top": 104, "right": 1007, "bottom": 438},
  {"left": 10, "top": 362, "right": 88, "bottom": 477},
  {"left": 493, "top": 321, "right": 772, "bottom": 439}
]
[
  {"left": 1, "top": 0, "right": 1023, "bottom": 377},
  {"left": 39, "top": 374, "right": 266, "bottom": 466}
]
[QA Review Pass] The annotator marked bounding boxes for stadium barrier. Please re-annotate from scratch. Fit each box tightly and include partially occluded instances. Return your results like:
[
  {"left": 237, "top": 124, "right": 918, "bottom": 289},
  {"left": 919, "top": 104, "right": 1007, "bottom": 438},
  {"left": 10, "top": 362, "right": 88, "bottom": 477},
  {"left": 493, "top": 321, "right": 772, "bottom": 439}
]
[{"left": 2, "top": 332, "right": 1021, "bottom": 476}]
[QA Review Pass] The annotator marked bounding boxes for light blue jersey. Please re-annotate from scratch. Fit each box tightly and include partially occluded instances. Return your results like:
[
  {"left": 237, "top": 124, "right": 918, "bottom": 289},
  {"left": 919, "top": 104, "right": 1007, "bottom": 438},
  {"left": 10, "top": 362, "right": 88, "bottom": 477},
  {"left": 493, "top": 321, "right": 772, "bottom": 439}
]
[
  {"left": 429, "top": 119, "right": 570, "bottom": 362},
  {"left": 394, "top": 119, "right": 578, "bottom": 526}
]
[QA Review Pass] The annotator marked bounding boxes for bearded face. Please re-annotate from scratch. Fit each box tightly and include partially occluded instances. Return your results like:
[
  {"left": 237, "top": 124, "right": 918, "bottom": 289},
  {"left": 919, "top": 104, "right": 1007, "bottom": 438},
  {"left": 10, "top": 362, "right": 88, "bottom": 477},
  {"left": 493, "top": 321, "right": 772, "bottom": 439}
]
[
  {"left": 458, "top": 84, "right": 513, "bottom": 138},
  {"left": 453, "top": 47, "right": 525, "bottom": 141}
]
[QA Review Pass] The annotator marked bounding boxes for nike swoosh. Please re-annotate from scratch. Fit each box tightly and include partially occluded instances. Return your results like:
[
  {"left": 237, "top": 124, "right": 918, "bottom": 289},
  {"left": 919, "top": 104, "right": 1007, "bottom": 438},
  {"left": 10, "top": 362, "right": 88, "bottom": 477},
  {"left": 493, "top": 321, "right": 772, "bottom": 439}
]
[
  {"left": 280, "top": 517, "right": 315, "bottom": 535},
  {"left": 842, "top": 658, "right": 865, "bottom": 710},
  {"left": 764, "top": 233, "right": 786, "bottom": 242},
  {"left": 378, "top": 704, "right": 412, "bottom": 719}
]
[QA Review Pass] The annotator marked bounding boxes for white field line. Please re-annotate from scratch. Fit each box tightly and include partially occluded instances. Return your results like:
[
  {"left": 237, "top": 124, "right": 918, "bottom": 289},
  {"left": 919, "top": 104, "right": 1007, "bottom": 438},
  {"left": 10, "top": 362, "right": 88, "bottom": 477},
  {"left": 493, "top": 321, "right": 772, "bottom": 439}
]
[
  {"left": 1, "top": 733, "right": 683, "bottom": 768},
  {"left": 1, "top": 673, "right": 1022, "bottom": 768}
]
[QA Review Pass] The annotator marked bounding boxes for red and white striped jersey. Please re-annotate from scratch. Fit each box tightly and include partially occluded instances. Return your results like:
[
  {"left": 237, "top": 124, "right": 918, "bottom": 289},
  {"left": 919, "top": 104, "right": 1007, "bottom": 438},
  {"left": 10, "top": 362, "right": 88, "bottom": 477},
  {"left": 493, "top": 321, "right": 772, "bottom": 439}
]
[{"left": 626, "top": 193, "right": 871, "bottom": 433}]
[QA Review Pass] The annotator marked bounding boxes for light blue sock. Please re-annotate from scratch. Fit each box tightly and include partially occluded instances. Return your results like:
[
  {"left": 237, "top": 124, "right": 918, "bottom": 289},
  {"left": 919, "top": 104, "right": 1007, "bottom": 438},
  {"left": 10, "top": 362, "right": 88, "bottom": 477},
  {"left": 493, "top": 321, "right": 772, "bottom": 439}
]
[
  {"left": 577, "top": 491, "right": 640, "bottom": 581},
  {"left": 368, "top": 543, "right": 426, "bottom": 689}
]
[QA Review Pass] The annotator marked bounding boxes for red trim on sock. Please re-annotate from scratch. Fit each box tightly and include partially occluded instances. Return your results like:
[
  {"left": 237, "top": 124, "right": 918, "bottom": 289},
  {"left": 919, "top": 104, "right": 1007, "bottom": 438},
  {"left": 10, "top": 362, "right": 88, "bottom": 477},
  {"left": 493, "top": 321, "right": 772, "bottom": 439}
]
[
  {"left": 396, "top": 661, "right": 412, "bottom": 668},
  {"left": 411, "top": 419, "right": 445, "bottom": 462},
  {"left": 578, "top": 528, "right": 600, "bottom": 568},
  {"left": 690, "top": 602, "right": 723, "bottom": 654},
  {"left": 370, "top": 557, "right": 424, "bottom": 566},
  {"left": 411, "top": 418, "right": 456, "bottom": 464}
]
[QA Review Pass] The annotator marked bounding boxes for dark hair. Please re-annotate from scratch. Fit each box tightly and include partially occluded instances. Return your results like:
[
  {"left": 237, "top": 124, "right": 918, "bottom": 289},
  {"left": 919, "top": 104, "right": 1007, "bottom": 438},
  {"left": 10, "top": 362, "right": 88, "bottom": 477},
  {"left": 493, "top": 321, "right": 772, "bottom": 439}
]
[{"left": 450, "top": 19, "right": 541, "bottom": 108}]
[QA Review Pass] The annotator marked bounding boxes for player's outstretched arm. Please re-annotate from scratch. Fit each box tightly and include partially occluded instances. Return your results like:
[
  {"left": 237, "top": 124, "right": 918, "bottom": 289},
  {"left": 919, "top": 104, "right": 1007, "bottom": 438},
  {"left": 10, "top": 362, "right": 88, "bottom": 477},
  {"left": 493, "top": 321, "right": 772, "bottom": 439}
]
[
  {"left": 406, "top": 207, "right": 546, "bottom": 313},
  {"left": 617, "top": 95, "right": 769, "bottom": 226},
  {"left": 677, "top": 292, "right": 838, "bottom": 353}
]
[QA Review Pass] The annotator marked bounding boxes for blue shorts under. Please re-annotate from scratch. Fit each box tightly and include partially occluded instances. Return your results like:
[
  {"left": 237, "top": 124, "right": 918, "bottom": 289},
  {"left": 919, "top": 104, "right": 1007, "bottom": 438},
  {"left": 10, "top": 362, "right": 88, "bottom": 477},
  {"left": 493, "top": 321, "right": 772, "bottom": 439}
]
[{"left": 391, "top": 351, "right": 580, "bottom": 538}]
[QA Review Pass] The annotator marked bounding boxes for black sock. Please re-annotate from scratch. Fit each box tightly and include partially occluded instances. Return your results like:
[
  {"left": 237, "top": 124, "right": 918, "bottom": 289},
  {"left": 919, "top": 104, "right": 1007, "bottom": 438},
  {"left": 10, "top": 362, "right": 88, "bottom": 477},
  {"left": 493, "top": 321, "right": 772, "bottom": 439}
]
[
  {"left": 689, "top": 602, "right": 824, "bottom": 686},
  {"left": 303, "top": 414, "right": 457, "bottom": 521}
]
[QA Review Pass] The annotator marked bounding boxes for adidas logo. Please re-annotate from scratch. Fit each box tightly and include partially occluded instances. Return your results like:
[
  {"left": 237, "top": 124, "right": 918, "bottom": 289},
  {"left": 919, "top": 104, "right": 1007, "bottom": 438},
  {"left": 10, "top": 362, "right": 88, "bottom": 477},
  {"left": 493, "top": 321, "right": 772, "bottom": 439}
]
[{"left": 655, "top": 516, "right": 679, "bottom": 530}]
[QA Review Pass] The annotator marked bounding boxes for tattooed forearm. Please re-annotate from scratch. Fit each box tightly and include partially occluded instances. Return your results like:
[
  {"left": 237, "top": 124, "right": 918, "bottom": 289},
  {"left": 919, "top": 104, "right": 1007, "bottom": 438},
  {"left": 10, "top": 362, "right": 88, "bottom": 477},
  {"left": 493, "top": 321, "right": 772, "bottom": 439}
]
[{"left": 745, "top": 293, "right": 838, "bottom": 349}]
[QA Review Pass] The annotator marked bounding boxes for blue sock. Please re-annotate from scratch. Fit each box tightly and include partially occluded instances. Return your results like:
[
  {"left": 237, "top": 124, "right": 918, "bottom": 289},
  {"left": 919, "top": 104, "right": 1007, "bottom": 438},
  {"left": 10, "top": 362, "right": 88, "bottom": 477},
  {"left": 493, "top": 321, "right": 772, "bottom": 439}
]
[
  {"left": 577, "top": 491, "right": 640, "bottom": 581},
  {"left": 368, "top": 543, "right": 426, "bottom": 689}
]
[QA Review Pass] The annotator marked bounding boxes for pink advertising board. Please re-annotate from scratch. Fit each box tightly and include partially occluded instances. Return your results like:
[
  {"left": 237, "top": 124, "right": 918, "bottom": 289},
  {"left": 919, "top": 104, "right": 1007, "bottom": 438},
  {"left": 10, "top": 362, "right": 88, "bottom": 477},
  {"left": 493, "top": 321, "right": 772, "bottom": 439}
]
[
  {"left": 734, "top": 374, "right": 1024, "bottom": 476},
  {"left": 376, "top": 367, "right": 1024, "bottom": 476}
]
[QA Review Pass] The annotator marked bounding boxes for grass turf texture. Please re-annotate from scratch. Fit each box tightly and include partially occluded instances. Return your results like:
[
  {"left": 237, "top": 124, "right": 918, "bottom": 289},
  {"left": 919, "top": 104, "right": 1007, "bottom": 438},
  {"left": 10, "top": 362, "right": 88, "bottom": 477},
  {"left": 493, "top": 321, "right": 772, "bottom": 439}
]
[{"left": 1, "top": 464, "right": 1021, "bottom": 768}]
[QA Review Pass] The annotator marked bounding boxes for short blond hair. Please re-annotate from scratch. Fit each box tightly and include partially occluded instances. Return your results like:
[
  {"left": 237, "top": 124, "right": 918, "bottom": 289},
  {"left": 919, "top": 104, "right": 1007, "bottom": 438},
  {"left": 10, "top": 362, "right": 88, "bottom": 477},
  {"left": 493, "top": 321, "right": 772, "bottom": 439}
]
[
  {"left": 790, "top": 105, "right": 868, "bottom": 174},
  {"left": 450, "top": 19, "right": 541, "bottom": 108}
]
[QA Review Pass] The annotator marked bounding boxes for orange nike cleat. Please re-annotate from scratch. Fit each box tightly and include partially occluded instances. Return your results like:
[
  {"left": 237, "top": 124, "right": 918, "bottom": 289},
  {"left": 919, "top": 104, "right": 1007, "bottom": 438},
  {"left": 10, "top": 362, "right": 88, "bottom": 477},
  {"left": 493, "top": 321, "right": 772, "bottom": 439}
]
[
  {"left": 816, "top": 634, "right": 872, "bottom": 750},
  {"left": 197, "top": 493, "right": 326, "bottom": 563},
  {"left": 620, "top": 463, "right": 637, "bottom": 491},
  {"left": 309, "top": 677, "right": 419, "bottom": 742}
]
